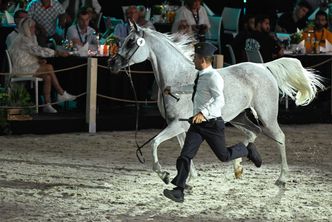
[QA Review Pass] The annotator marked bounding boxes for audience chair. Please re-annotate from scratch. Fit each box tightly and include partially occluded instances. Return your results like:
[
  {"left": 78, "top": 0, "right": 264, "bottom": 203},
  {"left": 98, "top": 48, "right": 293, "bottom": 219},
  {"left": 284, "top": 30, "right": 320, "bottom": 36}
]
[
  {"left": 203, "top": 3, "right": 215, "bottom": 16},
  {"left": 308, "top": 7, "right": 328, "bottom": 21},
  {"left": 221, "top": 7, "right": 242, "bottom": 38},
  {"left": 5, "top": 50, "right": 43, "bottom": 113},
  {"left": 224, "top": 44, "right": 236, "bottom": 66},
  {"left": 245, "top": 48, "right": 264, "bottom": 63},
  {"left": 244, "top": 48, "right": 289, "bottom": 109},
  {"left": 105, "top": 16, "right": 124, "bottom": 28},
  {"left": 206, "top": 15, "right": 222, "bottom": 53},
  {"left": 97, "top": 12, "right": 103, "bottom": 31}
]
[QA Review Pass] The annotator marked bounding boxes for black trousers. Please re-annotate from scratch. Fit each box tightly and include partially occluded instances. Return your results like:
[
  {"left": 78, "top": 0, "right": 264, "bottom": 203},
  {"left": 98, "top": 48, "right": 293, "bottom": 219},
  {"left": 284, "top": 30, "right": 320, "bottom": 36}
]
[{"left": 171, "top": 118, "right": 249, "bottom": 189}]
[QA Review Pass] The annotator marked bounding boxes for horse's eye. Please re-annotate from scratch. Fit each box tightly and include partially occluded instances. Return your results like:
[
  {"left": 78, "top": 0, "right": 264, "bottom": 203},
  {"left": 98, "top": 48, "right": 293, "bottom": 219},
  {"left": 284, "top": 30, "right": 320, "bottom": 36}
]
[{"left": 126, "top": 38, "right": 135, "bottom": 47}]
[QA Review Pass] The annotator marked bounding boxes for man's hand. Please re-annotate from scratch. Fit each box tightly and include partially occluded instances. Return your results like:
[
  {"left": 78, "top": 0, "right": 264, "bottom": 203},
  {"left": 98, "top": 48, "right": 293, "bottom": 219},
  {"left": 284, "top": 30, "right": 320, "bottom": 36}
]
[
  {"left": 192, "top": 112, "right": 206, "bottom": 124},
  {"left": 163, "top": 86, "right": 171, "bottom": 95}
]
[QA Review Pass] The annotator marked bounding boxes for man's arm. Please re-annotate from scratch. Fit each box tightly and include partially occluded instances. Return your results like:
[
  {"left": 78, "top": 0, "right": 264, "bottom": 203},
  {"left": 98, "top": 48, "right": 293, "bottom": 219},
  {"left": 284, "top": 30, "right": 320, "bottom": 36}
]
[
  {"left": 66, "top": 26, "right": 83, "bottom": 47},
  {"left": 163, "top": 84, "right": 194, "bottom": 95}
]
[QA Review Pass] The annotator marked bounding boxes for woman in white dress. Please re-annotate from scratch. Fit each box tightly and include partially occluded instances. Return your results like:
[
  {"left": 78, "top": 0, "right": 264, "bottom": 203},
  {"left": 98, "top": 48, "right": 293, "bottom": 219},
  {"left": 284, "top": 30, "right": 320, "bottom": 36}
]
[{"left": 8, "top": 17, "right": 76, "bottom": 113}]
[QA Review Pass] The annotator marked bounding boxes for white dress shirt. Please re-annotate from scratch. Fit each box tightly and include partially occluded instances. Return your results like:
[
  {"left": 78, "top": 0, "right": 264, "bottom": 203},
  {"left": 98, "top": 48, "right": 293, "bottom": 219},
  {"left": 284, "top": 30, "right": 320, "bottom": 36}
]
[
  {"left": 193, "top": 65, "right": 224, "bottom": 119},
  {"left": 66, "top": 24, "right": 97, "bottom": 46},
  {"left": 171, "top": 5, "right": 211, "bottom": 34}
]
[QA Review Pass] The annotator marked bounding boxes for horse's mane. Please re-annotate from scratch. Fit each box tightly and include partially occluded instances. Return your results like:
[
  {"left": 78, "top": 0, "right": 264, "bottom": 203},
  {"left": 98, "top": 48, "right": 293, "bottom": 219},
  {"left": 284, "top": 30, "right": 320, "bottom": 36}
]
[{"left": 144, "top": 28, "right": 196, "bottom": 62}]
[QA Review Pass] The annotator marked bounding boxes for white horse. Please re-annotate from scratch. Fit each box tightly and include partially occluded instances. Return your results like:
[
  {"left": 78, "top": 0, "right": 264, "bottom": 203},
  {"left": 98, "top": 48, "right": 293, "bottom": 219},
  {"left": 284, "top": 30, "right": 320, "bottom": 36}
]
[{"left": 108, "top": 22, "right": 325, "bottom": 186}]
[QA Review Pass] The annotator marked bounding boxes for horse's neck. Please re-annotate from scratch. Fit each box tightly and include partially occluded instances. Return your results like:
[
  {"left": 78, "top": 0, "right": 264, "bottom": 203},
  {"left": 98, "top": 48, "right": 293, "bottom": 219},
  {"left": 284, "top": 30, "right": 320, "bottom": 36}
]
[{"left": 148, "top": 39, "right": 196, "bottom": 89}]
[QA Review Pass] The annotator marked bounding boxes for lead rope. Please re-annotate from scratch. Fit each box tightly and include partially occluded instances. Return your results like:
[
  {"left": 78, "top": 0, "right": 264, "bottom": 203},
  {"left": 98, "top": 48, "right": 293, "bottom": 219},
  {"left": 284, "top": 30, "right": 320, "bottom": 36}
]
[{"left": 124, "top": 66, "right": 167, "bottom": 164}]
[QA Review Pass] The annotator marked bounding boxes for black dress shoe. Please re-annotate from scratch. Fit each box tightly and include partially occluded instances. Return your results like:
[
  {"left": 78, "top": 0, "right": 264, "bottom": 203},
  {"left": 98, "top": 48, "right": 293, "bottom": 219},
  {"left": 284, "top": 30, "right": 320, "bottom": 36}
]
[
  {"left": 247, "top": 143, "right": 262, "bottom": 168},
  {"left": 163, "top": 189, "right": 184, "bottom": 203}
]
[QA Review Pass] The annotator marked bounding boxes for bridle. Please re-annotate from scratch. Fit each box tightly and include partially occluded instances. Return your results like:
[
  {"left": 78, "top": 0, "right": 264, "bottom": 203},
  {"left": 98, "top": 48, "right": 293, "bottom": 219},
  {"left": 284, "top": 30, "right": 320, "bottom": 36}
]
[
  {"left": 116, "top": 30, "right": 145, "bottom": 66},
  {"left": 113, "top": 30, "right": 181, "bottom": 163},
  {"left": 113, "top": 30, "right": 165, "bottom": 164}
]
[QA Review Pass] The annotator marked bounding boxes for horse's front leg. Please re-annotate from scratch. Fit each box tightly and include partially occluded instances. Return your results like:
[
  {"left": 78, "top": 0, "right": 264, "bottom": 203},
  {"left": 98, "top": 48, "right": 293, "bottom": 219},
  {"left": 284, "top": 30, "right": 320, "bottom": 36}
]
[
  {"left": 233, "top": 158, "right": 243, "bottom": 179},
  {"left": 230, "top": 112, "right": 260, "bottom": 179},
  {"left": 151, "top": 121, "right": 186, "bottom": 184},
  {"left": 233, "top": 128, "right": 256, "bottom": 179},
  {"left": 230, "top": 129, "right": 257, "bottom": 179}
]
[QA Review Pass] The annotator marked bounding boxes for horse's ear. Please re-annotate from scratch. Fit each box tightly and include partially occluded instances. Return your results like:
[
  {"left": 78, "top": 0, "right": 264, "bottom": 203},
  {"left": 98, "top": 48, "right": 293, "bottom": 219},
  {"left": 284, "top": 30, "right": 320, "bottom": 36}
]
[{"left": 129, "top": 19, "right": 139, "bottom": 32}]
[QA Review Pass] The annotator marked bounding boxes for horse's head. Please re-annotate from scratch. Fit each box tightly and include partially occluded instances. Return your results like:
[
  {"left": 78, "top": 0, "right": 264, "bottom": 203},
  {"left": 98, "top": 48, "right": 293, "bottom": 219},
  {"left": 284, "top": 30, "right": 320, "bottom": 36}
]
[{"left": 108, "top": 21, "right": 150, "bottom": 73}]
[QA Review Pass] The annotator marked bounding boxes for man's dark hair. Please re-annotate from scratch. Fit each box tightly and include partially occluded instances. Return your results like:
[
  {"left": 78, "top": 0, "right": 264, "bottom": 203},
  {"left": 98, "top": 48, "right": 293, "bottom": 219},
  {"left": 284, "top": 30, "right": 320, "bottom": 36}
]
[
  {"left": 77, "top": 7, "right": 91, "bottom": 18},
  {"left": 297, "top": 0, "right": 312, "bottom": 11},
  {"left": 14, "top": 9, "right": 27, "bottom": 19},
  {"left": 255, "top": 14, "right": 270, "bottom": 26},
  {"left": 242, "top": 14, "right": 255, "bottom": 26},
  {"left": 315, "top": 10, "right": 328, "bottom": 20},
  {"left": 243, "top": 14, "right": 255, "bottom": 23},
  {"left": 315, "top": 10, "right": 328, "bottom": 28}
]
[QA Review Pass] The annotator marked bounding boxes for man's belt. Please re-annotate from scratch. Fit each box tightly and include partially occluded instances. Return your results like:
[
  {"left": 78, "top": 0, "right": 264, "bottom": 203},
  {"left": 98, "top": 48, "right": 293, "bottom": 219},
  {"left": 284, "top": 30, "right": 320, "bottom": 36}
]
[
  {"left": 207, "top": 117, "right": 223, "bottom": 122},
  {"left": 179, "top": 117, "right": 223, "bottom": 123}
]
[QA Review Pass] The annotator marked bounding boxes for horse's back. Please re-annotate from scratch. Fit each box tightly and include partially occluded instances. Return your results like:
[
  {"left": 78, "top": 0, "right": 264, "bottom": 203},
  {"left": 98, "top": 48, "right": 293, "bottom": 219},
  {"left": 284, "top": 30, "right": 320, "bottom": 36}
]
[
  {"left": 216, "top": 62, "right": 279, "bottom": 121},
  {"left": 219, "top": 62, "right": 278, "bottom": 90}
]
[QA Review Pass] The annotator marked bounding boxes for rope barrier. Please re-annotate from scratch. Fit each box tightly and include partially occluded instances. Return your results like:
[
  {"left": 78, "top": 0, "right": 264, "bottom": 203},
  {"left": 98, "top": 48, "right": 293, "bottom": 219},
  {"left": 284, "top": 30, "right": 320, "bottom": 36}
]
[
  {"left": 0, "top": 57, "right": 329, "bottom": 110},
  {"left": 305, "top": 57, "right": 332, "bottom": 69},
  {"left": 0, "top": 64, "right": 87, "bottom": 76},
  {"left": 97, "top": 64, "right": 154, "bottom": 74},
  {"left": 0, "top": 92, "right": 86, "bottom": 109},
  {"left": 97, "top": 93, "right": 157, "bottom": 104}
]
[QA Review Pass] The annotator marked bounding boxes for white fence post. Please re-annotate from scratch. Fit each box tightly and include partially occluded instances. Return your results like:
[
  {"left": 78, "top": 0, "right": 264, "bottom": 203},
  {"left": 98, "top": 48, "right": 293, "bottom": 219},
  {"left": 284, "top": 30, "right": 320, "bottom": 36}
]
[
  {"left": 213, "top": 54, "right": 224, "bottom": 68},
  {"left": 86, "top": 57, "right": 98, "bottom": 133}
]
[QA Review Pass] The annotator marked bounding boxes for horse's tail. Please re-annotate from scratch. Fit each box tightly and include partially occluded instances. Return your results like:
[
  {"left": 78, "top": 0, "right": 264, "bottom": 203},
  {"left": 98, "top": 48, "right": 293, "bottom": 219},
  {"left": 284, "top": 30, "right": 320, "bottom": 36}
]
[{"left": 264, "top": 57, "right": 325, "bottom": 106}]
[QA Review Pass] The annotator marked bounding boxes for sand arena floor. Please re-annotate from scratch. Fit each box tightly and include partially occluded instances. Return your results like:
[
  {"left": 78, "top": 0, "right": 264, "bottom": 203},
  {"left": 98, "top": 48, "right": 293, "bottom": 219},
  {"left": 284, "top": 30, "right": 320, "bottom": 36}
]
[{"left": 0, "top": 124, "right": 331, "bottom": 221}]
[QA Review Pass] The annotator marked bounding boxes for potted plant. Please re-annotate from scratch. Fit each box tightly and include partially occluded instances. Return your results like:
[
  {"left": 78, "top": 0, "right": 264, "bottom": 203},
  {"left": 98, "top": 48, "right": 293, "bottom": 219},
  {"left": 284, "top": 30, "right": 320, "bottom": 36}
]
[
  {"left": 5, "top": 83, "right": 34, "bottom": 121},
  {"left": 290, "top": 31, "right": 303, "bottom": 45},
  {"left": 105, "top": 34, "right": 119, "bottom": 56}
]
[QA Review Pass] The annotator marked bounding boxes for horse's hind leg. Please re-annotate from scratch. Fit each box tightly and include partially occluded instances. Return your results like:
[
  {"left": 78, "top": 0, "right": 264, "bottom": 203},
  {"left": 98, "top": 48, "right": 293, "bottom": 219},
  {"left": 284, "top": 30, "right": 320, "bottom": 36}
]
[
  {"left": 176, "top": 132, "right": 198, "bottom": 183},
  {"left": 254, "top": 103, "right": 288, "bottom": 186},
  {"left": 151, "top": 121, "right": 188, "bottom": 184},
  {"left": 230, "top": 112, "right": 260, "bottom": 179},
  {"left": 262, "top": 122, "right": 288, "bottom": 186}
]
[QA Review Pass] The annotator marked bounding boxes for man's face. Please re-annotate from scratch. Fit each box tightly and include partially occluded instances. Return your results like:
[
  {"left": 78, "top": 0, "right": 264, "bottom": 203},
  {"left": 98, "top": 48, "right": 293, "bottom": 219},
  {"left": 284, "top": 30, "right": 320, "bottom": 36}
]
[
  {"left": 192, "top": 0, "right": 202, "bottom": 10},
  {"left": 295, "top": 6, "right": 309, "bottom": 20},
  {"left": 260, "top": 18, "right": 270, "bottom": 33},
  {"left": 78, "top": 14, "right": 90, "bottom": 29},
  {"left": 315, "top": 15, "right": 327, "bottom": 29},
  {"left": 126, "top": 7, "right": 139, "bottom": 22},
  {"left": 193, "top": 54, "right": 204, "bottom": 70}
]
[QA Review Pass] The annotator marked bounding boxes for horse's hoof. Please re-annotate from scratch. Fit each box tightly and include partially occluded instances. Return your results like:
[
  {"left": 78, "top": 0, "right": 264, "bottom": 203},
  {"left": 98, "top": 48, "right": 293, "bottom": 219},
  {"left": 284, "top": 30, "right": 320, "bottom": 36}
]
[
  {"left": 162, "top": 172, "right": 170, "bottom": 184},
  {"left": 234, "top": 167, "right": 243, "bottom": 179},
  {"left": 275, "top": 180, "right": 286, "bottom": 187}
]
